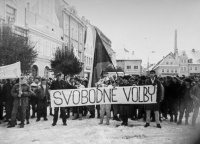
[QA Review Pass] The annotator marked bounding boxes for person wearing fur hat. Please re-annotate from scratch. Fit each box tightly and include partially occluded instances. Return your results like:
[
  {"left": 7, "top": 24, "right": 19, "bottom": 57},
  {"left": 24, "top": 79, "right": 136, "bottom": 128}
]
[
  {"left": 7, "top": 77, "right": 32, "bottom": 128},
  {"left": 177, "top": 78, "right": 193, "bottom": 125}
]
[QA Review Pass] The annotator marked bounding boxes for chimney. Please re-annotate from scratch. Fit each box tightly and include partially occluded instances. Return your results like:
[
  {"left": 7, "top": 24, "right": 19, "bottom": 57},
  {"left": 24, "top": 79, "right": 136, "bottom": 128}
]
[
  {"left": 174, "top": 29, "right": 177, "bottom": 55},
  {"left": 192, "top": 49, "right": 195, "bottom": 53},
  {"left": 132, "top": 51, "right": 134, "bottom": 55},
  {"left": 81, "top": 16, "right": 85, "bottom": 22}
]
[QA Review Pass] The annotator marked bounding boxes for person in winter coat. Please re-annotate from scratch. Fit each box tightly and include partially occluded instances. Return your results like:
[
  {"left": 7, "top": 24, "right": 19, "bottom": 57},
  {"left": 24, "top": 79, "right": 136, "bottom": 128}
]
[
  {"left": 72, "top": 77, "right": 85, "bottom": 120},
  {"left": 2, "top": 79, "right": 14, "bottom": 123},
  {"left": 30, "top": 76, "right": 41, "bottom": 118},
  {"left": 99, "top": 77, "right": 112, "bottom": 125},
  {"left": 168, "top": 77, "right": 181, "bottom": 123},
  {"left": 35, "top": 77, "right": 50, "bottom": 122},
  {"left": 177, "top": 78, "right": 193, "bottom": 125},
  {"left": 190, "top": 77, "right": 200, "bottom": 126},
  {"left": 7, "top": 77, "right": 32, "bottom": 128},
  {"left": 119, "top": 78, "right": 132, "bottom": 126},
  {"left": 51, "top": 73, "right": 68, "bottom": 126},
  {"left": 144, "top": 70, "right": 162, "bottom": 128}
]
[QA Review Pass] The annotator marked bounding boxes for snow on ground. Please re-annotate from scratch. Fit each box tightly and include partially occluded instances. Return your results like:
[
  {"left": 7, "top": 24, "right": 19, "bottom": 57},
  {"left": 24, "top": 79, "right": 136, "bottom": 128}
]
[{"left": 0, "top": 112, "right": 200, "bottom": 144}]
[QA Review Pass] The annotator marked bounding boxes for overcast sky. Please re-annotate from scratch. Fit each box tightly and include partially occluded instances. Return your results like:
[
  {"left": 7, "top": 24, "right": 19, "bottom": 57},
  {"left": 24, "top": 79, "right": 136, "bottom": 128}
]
[{"left": 66, "top": 0, "right": 200, "bottom": 66}]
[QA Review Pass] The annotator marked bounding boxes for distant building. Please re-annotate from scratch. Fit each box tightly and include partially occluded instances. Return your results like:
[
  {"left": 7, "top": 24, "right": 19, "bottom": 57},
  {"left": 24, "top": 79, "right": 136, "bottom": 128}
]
[
  {"left": 116, "top": 49, "right": 142, "bottom": 75},
  {"left": 153, "top": 30, "right": 200, "bottom": 77}
]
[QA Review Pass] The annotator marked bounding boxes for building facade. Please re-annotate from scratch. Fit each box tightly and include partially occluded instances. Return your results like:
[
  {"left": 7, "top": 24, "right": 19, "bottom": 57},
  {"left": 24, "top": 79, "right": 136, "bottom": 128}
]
[
  {"left": 0, "top": 0, "right": 86, "bottom": 78},
  {"left": 116, "top": 49, "right": 142, "bottom": 75}
]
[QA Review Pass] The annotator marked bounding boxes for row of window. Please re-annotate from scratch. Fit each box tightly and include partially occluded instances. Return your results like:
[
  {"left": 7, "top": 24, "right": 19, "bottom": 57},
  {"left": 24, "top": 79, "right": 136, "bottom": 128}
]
[
  {"left": 166, "top": 62, "right": 173, "bottom": 65},
  {"left": 162, "top": 69, "right": 178, "bottom": 73},
  {"left": 29, "top": 34, "right": 61, "bottom": 57},
  {"left": 181, "top": 59, "right": 187, "bottom": 64},
  {"left": 84, "top": 56, "right": 93, "bottom": 65},
  {"left": 127, "top": 66, "right": 138, "bottom": 70},
  {"left": 64, "top": 23, "right": 83, "bottom": 43},
  {"left": 181, "top": 67, "right": 187, "bottom": 71},
  {"left": 189, "top": 66, "right": 198, "bottom": 71}
]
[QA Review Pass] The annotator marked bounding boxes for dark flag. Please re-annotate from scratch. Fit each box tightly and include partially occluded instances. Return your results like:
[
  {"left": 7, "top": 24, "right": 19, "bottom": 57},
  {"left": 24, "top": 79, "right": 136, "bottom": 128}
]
[{"left": 91, "top": 29, "right": 113, "bottom": 87}]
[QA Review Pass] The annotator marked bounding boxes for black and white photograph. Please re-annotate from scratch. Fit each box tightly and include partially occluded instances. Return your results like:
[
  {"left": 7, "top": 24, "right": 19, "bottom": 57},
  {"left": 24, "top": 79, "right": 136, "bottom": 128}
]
[{"left": 0, "top": 0, "right": 200, "bottom": 143}]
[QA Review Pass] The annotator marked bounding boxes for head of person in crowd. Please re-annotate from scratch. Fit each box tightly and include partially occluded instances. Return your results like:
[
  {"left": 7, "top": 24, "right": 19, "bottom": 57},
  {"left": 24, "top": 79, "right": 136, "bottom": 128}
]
[
  {"left": 149, "top": 70, "right": 156, "bottom": 79},
  {"left": 28, "top": 76, "right": 33, "bottom": 84},
  {"left": 140, "top": 76, "right": 146, "bottom": 85},
  {"left": 194, "top": 77, "right": 200, "bottom": 85},
  {"left": 34, "top": 76, "right": 40, "bottom": 84},
  {"left": 61, "top": 74, "right": 65, "bottom": 81},
  {"left": 69, "top": 77, "right": 75, "bottom": 84},
  {"left": 103, "top": 77, "right": 110, "bottom": 85},
  {"left": 172, "top": 77, "right": 178, "bottom": 84},
  {"left": 113, "top": 75, "right": 117, "bottom": 80},
  {"left": 184, "top": 78, "right": 192, "bottom": 87},
  {"left": 21, "top": 76, "right": 27, "bottom": 84},
  {"left": 56, "top": 73, "right": 62, "bottom": 82},
  {"left": 159, "top": 77, "right": 164, "bottom": 84},
  {"left": 74, "top": 77, "right": 81, "bottom": 85},
  {"left": 82, "top": 79, "right": 88, "bottom": 88},
  {"left": 6, "top": 79, "right": 11, "bottom": 84},
  {"left": 41, "top": 77, "right": 47, "bottom": 85}
]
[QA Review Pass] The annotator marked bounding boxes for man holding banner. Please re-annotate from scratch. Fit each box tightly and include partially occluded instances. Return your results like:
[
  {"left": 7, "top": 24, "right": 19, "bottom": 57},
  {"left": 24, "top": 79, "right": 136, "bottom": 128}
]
[
  {"left": 144, "top": 70, "right": 162, "bottom": 129},
  {"left": 51, "top": 73, "right": 68, "bottom": 126},
  {"left": 8, "top": 77, "right": 32, "bottom": 128}
]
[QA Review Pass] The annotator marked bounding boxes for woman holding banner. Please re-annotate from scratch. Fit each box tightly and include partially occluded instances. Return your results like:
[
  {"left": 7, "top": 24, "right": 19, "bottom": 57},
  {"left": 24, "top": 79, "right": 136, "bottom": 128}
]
[{"left": 99, "top": 77, "right": 112, "bottom": 125}]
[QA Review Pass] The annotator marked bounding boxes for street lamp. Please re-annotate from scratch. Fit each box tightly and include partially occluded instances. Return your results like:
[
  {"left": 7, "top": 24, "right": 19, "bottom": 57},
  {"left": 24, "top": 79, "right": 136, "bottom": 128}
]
[{"left": 147, "top": 51, "right": 155, "bottom": 75}]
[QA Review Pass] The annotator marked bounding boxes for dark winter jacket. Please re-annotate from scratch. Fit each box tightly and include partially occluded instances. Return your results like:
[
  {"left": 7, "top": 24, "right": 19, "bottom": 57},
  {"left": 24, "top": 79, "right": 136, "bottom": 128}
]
[
  {"left": 35, "top": 84, "right": 50, "bottom": 100},
  {"left": 11, "top": 83, "right": 32, "bottom": 106},
  {"left": 50, "top": 80, "right": 68, "bottom": 90},
  {"left": 168, "top": 82, "right": 180, "bottom": 99},
  {"left": 2, "top": 82, "right": 14, "bottom": 104},
  {"left": 177, "top": 84, "right": 192, "bottom": 101},
  {"left": 144, "top": 78, "right": 162, "bottom": 111}
]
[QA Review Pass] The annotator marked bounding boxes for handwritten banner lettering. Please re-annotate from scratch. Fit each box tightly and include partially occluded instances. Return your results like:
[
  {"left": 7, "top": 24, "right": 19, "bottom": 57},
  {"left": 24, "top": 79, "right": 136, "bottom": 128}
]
[
  {"left": 50, "top": 85, "right": 157, "bottom": 107},
  {"left": 0, "top": 62, "right": 21, "bottom": 80}
]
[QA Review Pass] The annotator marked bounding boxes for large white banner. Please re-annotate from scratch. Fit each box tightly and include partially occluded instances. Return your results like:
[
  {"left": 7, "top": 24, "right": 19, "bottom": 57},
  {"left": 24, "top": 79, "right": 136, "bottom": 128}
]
[
  {"left": 50, "top": 85, "right": 157, "bottom": 107},
  {"left": 0, "top": 62, "right": 21, "bottom": 79}
]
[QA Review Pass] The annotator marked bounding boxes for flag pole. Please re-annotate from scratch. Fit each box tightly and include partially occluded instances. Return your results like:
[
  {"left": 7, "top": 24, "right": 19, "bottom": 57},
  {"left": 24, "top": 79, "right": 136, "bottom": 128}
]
[{"left": 19, "top": 76, "right": 21, "bottom": 106}]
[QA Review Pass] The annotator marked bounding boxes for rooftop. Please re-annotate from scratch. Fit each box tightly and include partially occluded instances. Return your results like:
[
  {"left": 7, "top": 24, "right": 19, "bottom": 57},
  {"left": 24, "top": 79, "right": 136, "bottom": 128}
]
[{"left": 115, "top": 49, "right": 142, "bottom": 61}]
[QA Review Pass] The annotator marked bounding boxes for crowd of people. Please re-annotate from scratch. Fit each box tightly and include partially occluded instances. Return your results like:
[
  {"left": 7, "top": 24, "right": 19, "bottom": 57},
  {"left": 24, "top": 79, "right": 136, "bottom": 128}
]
[{"left": 0, "top": 70, "right": 199, "bottom": 129}]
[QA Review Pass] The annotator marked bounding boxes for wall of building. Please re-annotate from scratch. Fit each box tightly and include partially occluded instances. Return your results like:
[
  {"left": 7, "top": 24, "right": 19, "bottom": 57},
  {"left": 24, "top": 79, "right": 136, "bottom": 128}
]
[{"left": 117, "top": 60, "right": 142, "bottom": 75}]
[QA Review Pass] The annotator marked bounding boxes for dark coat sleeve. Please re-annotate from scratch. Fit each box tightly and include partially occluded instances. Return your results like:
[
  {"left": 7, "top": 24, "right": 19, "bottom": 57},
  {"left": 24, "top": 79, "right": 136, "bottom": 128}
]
[{"left": 22, "top": 85, "right": 32, "bottom": 97}]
